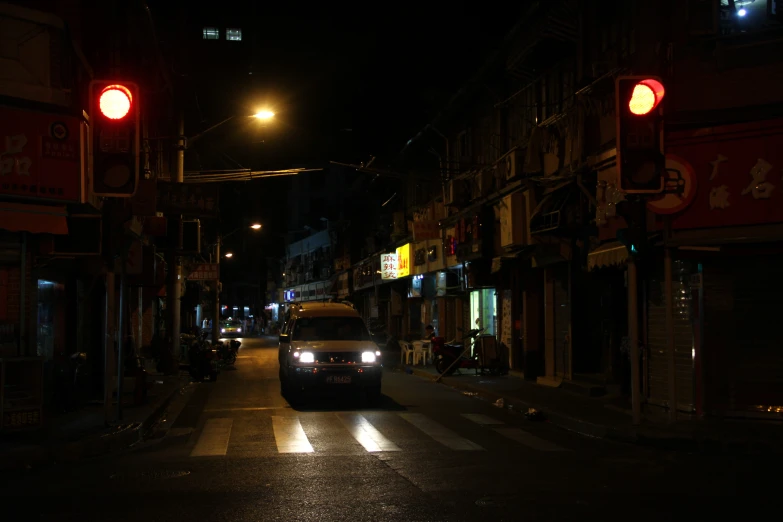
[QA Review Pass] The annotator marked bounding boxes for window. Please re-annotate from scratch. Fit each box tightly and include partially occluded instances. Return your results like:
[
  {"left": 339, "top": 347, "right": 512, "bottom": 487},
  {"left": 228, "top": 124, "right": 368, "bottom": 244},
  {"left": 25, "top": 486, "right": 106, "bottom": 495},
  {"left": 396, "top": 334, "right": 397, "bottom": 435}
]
[
  {"left": 292, "top": 317, "right": 371, "bottom": 342},
  {"left": 226, "top": 28, "right": 242, "bottom": 41},
  {"left": 203, "top": 27, "right": 219, "bottom": 40}
]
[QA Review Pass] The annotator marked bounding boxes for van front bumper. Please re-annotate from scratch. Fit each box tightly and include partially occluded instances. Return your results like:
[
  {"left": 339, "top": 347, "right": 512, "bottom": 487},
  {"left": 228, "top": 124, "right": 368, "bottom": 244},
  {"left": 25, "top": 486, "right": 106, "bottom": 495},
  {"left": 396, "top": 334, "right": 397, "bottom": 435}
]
[{"left": 287, "top": 365, "right": 382, "bottom": 389}]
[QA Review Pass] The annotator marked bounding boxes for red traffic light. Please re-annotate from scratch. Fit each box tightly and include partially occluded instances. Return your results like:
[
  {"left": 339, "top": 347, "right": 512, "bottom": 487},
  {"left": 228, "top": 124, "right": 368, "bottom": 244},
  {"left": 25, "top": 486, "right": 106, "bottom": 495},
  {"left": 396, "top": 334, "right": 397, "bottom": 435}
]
[
  {"left": 628, "top": 79, "right": 665, "bottom": 116},
  {"left": 99, "top": 84, "right": 133, "bottom": 120}
]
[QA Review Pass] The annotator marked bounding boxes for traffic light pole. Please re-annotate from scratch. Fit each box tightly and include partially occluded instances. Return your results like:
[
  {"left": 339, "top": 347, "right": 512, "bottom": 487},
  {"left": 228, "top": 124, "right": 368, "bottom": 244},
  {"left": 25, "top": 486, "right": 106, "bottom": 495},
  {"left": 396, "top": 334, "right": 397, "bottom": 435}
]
[
  {"left": 628, "top": 256, "right": 641, "bottom": 426},
  {"left": 213, "top": 238, "right": 221, "bottom": 344}
]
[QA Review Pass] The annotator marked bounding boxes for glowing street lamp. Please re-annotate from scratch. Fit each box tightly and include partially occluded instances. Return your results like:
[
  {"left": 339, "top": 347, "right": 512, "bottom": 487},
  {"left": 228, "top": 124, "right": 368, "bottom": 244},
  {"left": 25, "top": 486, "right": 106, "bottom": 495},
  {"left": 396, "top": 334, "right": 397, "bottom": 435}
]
[
  {"left": 254, "top": 110, "right": 275, "bottom": 121},
  {"left": 250, "top": 223, "right": 262, "bottom": 230},
  {"left": 224, "top": 252, "right": 234, "bottom": 258}
]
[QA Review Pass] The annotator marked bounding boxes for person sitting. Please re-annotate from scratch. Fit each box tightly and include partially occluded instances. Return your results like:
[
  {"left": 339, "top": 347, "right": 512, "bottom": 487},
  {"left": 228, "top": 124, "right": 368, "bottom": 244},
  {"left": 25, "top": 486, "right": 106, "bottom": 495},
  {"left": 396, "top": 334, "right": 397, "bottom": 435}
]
[{"left": 424, "top": 324, "right": 436, "bottom": 341}]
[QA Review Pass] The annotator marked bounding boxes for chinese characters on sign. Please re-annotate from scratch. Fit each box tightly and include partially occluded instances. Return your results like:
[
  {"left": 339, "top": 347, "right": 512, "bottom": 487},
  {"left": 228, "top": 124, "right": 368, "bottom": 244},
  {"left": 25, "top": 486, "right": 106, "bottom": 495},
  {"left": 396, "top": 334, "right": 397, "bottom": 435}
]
[
  {"left": 188, "top": 264, "right": 219, "bottom": 281},
  {"left": 669, "top": 118, "right": 783, "bottom": 230},
  {"left": 380, "top": 253, "right": 398, "bottom": 280},
  {"left": 157, "top": 181, "right": 219, "bottom": 218},
  {"left": 741, "top": 158, "right": 775, "bottom": 199},
  {"left": 412, "top": 220, "right": 440, "bottom": 241},
  {"left": 0, "top": 107, "right": 82, "bottom": 202},
  {"left": 396, "top": 243, "right": 411, "bottom": 278}
]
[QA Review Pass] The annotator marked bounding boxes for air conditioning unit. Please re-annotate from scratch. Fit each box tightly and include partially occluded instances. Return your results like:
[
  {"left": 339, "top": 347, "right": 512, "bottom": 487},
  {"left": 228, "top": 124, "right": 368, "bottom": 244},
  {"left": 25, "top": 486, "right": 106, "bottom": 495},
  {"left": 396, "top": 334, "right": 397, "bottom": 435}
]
[
  {"left": 445, "top": 179, "right": 468, "bottom": 206},
  {"left": 502, "top": 149, "right": 523, "bottom": 181},
  {"left": 305, "top": 271, "right": 313, "bottom": 281},
  {"left": 473, "top": 170, "right": 494, "bottom": 199}
]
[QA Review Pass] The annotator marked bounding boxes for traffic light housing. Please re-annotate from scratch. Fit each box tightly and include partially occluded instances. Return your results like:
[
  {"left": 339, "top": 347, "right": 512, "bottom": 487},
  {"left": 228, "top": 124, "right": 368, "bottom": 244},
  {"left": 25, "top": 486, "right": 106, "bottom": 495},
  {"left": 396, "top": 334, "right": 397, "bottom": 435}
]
[
  {"left": 616, "top": 76, "right": 665, "bottom": 194},
  {"left": 89, "top": 80, "right": 140, "bottom": 197}
]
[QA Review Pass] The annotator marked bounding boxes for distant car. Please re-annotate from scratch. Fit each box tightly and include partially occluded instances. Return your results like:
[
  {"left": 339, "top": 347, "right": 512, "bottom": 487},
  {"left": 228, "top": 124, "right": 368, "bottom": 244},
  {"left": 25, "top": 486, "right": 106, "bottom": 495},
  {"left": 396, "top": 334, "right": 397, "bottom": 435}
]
[
  {"left": 278, "top": 301, "right": 382, "bottom": 404},
  {"left": 220, "top": 320, "right": 243, "bottom": 337}
]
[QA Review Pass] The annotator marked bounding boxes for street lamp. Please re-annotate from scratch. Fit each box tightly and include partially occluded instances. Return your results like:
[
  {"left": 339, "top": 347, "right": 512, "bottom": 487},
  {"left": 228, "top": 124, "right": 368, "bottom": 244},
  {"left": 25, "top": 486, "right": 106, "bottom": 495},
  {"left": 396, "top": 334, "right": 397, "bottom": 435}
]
[
  {"left": 212, "top": 222, "right": 262, "bottom": 342},
  {"left": 254, "top": 110, "right": 275, "bottom": 120},
  {"left": 190, "top": 111, "right": 275, "bottom": 144}
]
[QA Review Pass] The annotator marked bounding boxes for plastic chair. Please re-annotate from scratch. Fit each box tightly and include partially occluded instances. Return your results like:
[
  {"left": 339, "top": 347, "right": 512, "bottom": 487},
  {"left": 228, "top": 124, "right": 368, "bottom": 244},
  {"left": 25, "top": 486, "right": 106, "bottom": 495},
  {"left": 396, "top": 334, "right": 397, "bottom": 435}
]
[
  {"left": 412, "top": 341, "right": 429, "bottom": 365},
  {"left": 399, "top": 340, "right": 414, "bottom": 365}
]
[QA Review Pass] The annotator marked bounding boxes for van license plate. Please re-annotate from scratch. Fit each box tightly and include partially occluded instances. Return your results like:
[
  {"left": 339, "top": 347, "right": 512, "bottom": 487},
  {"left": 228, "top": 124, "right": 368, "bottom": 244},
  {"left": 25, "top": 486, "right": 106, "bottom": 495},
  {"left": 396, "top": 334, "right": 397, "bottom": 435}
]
[{"left": 326, "top": 375, "right": 351, "bottom": 384}]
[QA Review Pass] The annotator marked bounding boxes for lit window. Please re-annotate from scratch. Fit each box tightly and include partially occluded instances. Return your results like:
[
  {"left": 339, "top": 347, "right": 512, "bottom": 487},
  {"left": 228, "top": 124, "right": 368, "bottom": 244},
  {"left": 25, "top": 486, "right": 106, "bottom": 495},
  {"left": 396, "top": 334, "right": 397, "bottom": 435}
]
[
  {"left": 226, "top": 28, "right": 242, "bottom": 41},
  {"left": 203, "top": 27, "right": 219, "bottom": 40}
]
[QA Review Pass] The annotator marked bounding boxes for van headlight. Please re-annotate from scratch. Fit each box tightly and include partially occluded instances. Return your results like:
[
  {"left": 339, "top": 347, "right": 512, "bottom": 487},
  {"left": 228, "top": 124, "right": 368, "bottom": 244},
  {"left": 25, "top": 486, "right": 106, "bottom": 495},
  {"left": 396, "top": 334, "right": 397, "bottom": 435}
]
[
  {"left": 361, "top": 351, "right": 376, "bottom": 363},
  {"left": 299, "top": 352, "right": 315, "bottom": 363}
]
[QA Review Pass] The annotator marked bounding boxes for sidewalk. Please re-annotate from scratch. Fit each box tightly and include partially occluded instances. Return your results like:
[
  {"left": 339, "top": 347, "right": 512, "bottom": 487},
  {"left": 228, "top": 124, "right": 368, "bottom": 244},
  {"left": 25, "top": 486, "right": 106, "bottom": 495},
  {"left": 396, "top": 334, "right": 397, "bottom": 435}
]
[
  {"left": 0, "top": 371, "right": 190, "bottom": 472},
  {"left": 402, "top": 363, "right": 783, "bottom": 455}
]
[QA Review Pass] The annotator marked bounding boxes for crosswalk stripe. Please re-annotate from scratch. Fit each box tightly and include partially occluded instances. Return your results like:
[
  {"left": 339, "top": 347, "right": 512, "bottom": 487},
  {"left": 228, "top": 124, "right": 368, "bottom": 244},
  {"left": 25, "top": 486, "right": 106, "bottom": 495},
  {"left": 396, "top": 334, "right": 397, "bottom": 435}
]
[
  {"left": 336, "top": 413, "right": 401, "bottom": 452},
  {"left": 461, "top": 413, "right": 505, "bottom": 426},
  {"left": 399, "top": 413, "right": 483, "bottom": 451},
  {"left": 493, "top": 427, "right": 569, "bottom": 452},
  {"left": 190, "top": 418, "right": 233, "bottom": 457},
  {"left": 272, "top": 416, "right": 314, "bottom": 453}
]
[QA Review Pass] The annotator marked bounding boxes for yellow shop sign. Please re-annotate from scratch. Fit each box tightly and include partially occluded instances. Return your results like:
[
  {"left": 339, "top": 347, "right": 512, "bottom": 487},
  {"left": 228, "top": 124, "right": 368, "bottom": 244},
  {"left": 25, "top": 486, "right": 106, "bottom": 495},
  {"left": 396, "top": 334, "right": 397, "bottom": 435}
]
[{"left": 396, "top": 243, "right": 411, "bottom": 278}]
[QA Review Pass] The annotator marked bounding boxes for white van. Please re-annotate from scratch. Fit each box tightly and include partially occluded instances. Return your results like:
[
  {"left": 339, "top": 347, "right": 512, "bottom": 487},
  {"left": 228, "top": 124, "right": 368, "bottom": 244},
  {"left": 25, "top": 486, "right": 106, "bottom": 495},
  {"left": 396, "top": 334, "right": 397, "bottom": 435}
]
[{"left": 278, "top": 302, "right": 382, "bottom": 404}]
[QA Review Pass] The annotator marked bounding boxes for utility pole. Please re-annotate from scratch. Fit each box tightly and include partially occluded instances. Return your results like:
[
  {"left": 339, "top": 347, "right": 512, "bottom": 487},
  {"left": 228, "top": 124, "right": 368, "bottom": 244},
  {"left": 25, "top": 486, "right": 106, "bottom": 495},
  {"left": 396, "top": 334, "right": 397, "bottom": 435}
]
[
  {"left": 165, "top": 111, "right": 185, "bottom": 371},
  {"left": 213, "top": 238, "right": 221, "bottom": 344}
]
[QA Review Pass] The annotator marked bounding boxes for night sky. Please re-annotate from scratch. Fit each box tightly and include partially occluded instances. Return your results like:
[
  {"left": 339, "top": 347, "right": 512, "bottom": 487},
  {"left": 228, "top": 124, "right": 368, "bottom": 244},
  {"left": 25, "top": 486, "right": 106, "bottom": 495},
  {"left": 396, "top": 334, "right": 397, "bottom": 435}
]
[{"left": 147, "top": 4, "right": 525, "bottom": 253}]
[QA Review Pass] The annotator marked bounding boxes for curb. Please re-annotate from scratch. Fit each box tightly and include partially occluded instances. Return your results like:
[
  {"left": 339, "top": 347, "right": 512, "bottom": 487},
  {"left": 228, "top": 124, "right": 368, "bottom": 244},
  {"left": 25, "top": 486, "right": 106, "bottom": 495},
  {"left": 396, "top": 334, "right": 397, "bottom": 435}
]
[
  {"left": 0, "top": 377, "right": 188, "bottom": 472},
  {"left": 408, "top": 367, "right": 783, "bottom": 455}
]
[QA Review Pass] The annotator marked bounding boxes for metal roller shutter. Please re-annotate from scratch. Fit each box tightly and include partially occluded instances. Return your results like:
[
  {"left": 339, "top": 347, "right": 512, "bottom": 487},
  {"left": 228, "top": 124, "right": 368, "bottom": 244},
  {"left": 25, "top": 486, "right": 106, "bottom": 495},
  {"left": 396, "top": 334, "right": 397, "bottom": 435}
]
[
  {"left": 703, "top": 255, "right": 783, "bottom": 417},
  {"left": 553, "top": 264, "right": 571, "bottom": 379},
  {"left": 646, "top": 260, "right": 696, "bottom": 413}
]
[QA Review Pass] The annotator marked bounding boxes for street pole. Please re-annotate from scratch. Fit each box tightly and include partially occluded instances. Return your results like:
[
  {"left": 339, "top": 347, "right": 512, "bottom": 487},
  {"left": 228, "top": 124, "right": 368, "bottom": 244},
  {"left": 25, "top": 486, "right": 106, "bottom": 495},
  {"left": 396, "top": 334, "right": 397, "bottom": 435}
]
[
  {"left": 103, "top": 272, "right": 115, "bottom": 425},
  {"left": 117, "top": 244, "right": 127, "bottom": 420},
  {"left": 166, "top": 111, "right": 185, "bottom": 371},
  {"left": 213, "top": 237, "right": 221, "bottom": 344},
  {"left": 628, "top": 256, "right": 641, "bottom": 426},
  {"left": 664, "top": 222, "right": 678, "bottom": 422}
]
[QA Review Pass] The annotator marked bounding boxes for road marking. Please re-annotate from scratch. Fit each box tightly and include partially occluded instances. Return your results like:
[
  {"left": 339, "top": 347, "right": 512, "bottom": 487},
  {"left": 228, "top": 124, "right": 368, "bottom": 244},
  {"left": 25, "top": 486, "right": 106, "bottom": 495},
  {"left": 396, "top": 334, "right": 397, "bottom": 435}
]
[
  {"left": 461, "top": 413, "right": 505, "bottom": 426},
  {"left": 398, "top": 413, "right": 483, "bottom": 451},
  {"left": 337, "top": 413, "right": 401, "bottom": 452},
  {"left": 493, "top": 427, "right": 569, "bottom": 452},
  {"left": 190, "top": 418, "right": 233, "bottom": 457},
  {"left": 204, "top": 407, "right": 280, "bottom": 412},
  {"left": 272, "top": 416, "right": 314, "bottom": 453}
]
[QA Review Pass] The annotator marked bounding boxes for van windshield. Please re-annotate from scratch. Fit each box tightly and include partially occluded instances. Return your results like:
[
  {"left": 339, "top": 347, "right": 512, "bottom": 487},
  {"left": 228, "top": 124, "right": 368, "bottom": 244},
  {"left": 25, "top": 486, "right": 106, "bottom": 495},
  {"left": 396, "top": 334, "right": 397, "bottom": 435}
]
[{"left": 292, "top": 317, "right": 371, "bottom": 342}]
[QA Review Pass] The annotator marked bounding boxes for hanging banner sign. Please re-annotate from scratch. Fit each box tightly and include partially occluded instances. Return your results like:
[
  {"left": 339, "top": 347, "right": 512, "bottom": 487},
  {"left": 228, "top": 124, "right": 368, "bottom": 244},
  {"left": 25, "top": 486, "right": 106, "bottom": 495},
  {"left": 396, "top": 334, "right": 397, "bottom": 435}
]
[{"left": 380, "top": 253, "right": 398, "bottom": 280}]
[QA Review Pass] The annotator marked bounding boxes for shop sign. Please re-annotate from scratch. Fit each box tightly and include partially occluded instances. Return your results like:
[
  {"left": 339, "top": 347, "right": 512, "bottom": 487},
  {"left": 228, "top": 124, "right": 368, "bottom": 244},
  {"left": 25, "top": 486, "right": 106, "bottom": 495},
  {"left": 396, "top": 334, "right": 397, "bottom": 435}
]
[
  {"left": 157, "top": 181, "right": 219, "bottom": 218},
  {"left": 0, "top": 106, "right": 83, "bottom": 202},
  {"left": 412, "top": 220, "right": 440, "bottom": 241},
  {"left": 396, "top": 243, "right": 411, "bottom": 277},
  {"left": 188, "top": 263, "right": 219, "bottom": 281},
  {"left": 380, "top": 253, "right": 398, "bottom": 280},
  {"left": 666, "top": 118, "right": 783, "bottom": 230}
]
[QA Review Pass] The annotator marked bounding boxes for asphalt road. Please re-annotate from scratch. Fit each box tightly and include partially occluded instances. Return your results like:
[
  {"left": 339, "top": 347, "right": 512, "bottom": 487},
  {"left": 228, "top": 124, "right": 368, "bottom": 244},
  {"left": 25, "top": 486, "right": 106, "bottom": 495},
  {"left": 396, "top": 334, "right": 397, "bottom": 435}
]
[{"left": 1, "top": 336, "right": 777, "bottom": 521}]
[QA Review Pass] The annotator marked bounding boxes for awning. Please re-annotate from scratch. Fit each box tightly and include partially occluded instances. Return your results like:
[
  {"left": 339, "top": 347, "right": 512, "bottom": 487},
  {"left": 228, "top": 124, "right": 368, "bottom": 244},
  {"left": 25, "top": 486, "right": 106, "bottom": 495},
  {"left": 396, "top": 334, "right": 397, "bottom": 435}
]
[
  {"left": 0, "top": 202, "right": 68, "bottom": 235},
  {"left": 587, "top": 241, "right": 628, "bottom": 270}
]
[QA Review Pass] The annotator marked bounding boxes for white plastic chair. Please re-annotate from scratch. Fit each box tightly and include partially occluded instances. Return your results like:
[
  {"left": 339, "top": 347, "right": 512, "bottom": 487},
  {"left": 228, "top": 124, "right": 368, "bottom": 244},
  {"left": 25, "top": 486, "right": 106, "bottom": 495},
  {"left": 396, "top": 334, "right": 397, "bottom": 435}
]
[
  {"left": 399, "top": 340, "right": 413, "bottom": 365},
  {"left": 412, "top": 341, "right": 429, "bottom": 365}
]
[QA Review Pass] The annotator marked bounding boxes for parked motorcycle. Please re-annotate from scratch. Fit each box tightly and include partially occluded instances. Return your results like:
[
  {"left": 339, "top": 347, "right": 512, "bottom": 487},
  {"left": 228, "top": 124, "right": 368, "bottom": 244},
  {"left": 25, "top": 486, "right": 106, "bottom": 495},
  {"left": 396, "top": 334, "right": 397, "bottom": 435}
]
[
  {"left": 217, "top": 339, "right": 241, "bottom": 365},
  {"left": 431, "top": 328, "right": 506, "bottom": 376},
  {"left": 187, "top": 338, "right": 220, "bottom": 382}
]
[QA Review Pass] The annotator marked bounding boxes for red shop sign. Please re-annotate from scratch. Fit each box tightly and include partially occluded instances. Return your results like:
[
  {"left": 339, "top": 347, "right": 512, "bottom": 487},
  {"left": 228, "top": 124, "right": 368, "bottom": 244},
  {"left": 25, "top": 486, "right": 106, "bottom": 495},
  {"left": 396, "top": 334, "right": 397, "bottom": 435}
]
[
  {"left": 664, "top": 118, "right": 783, "bottom": 230},
  {"left": 0, "top": 105, "right": 83, "bottom": 202}
]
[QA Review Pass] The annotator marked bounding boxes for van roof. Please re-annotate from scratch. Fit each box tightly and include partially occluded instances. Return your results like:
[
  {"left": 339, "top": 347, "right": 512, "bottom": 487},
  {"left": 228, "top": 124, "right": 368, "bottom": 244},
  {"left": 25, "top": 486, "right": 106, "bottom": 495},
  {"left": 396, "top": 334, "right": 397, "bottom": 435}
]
[{"left": 289, "top": 302, "right": 360, "bottom": 318}]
